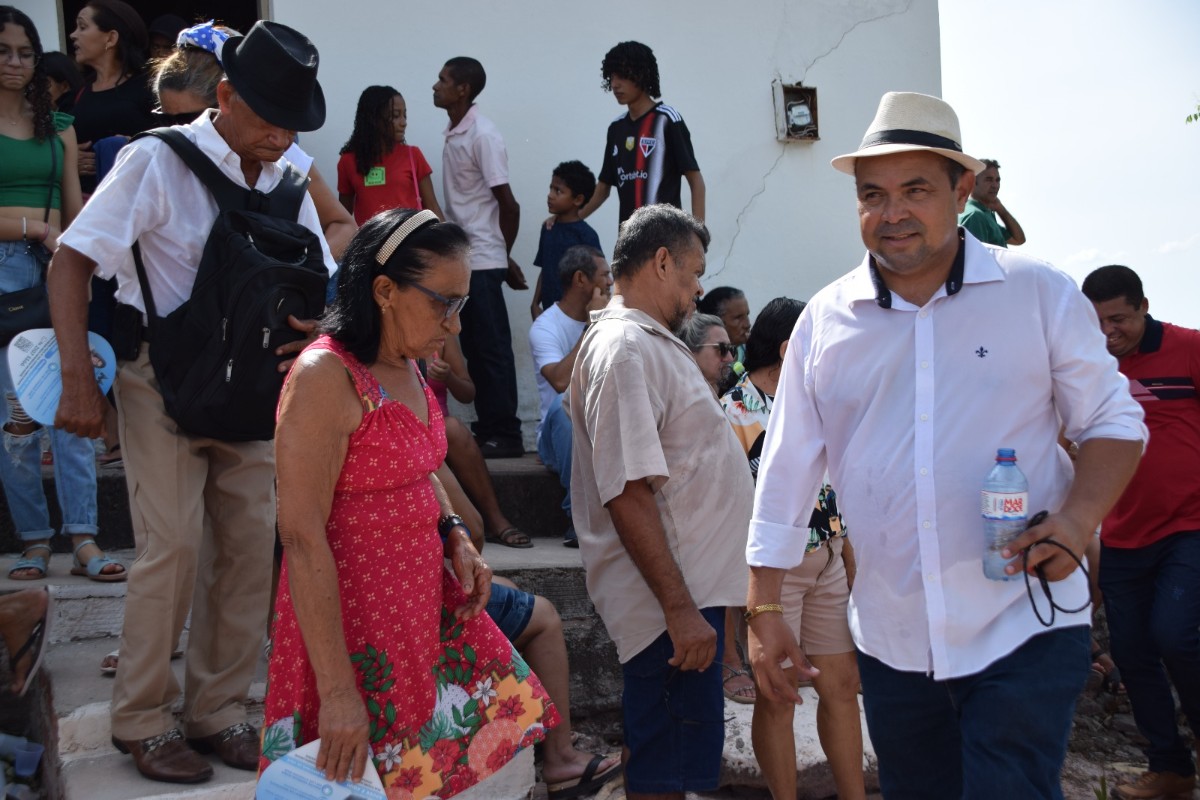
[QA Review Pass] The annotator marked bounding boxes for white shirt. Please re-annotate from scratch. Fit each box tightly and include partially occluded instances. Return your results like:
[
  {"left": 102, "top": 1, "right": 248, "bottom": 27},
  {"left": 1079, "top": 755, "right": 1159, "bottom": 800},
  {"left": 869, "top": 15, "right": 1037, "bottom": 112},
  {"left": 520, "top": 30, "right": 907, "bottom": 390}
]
[
  {"left": 61, "top": 111, "right": 335, "bottom": 316},
  {"left": 529, "top": 303, "right": 586, "bottom": 439},
  {"left": 441, "top": 105, "right": 509, "bottom": 271},
  {"left": 749, "top": 232, "right": 1147, "bottom": 678}
]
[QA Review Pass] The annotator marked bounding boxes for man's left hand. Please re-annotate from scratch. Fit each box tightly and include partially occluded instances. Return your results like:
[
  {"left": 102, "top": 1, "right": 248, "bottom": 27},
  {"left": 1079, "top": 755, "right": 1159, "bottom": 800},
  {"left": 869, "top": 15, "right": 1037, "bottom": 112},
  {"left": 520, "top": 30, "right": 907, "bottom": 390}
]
[
  {"left": 276, "top": 315, "right": 319, "bottom": 372},
  {"left": 505, "top": 258, "right": 527, "bottom": 290},
  {"left": 1002, "top": 511, "right": 1091, "bottom": 582}
]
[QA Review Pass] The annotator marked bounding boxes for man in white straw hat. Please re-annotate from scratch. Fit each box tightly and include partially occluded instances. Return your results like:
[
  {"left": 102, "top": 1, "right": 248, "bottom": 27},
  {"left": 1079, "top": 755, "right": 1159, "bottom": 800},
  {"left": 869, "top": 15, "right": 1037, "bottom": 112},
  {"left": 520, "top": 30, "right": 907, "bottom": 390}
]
[{"left": 744, "top": 91, "right": 1148, "bottom": 798}]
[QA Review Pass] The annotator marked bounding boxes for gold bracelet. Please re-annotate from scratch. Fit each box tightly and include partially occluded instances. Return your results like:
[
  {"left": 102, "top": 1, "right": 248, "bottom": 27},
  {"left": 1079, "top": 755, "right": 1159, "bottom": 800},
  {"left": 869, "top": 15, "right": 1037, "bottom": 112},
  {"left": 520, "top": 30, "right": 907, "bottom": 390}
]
[{"left": 744, "top": 603, "right": 784, "bottom": 621}]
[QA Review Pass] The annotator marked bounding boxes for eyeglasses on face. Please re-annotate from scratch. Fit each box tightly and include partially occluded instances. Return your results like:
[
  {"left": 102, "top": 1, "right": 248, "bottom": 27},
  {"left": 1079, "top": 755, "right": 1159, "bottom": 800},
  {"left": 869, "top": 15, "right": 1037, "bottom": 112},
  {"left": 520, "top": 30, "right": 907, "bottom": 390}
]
[
  {"left": 0, "top": 45, "right": 37, "bottom": 66},
  {"left": 406, "top": 282, "right": 469, "bottom": 319},
  {"left": 697, "top": 342, "right": 738, "bottom": 358}
]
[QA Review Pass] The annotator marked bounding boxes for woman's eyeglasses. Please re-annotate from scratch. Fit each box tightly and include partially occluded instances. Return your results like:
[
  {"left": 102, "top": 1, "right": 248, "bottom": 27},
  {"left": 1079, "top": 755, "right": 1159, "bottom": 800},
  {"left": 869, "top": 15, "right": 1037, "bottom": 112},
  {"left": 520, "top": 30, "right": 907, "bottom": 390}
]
[
  {"left": 0, "top": 46, "right": 37, "bottom": 66},
  {"left": 697, "top": 342, "right": 738, "bottom": 358},
  {"left": 407, "top": 282, "right": 469, "bottom": 319}
]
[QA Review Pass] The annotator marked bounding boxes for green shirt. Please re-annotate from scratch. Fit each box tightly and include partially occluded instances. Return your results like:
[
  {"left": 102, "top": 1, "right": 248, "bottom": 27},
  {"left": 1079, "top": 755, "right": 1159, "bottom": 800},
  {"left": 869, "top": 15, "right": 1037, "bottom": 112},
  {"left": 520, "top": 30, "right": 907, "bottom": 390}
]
[{"left": 958, "top": 196, "right": 1008, "bottom": 247}]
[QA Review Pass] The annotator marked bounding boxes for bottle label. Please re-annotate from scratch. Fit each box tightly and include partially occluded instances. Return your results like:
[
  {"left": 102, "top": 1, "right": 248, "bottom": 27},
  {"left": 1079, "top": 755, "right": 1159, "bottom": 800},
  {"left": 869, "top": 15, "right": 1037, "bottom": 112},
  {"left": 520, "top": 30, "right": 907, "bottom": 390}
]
[{"left": 981, "top": 490, "right": 1027, "bottom": 519}]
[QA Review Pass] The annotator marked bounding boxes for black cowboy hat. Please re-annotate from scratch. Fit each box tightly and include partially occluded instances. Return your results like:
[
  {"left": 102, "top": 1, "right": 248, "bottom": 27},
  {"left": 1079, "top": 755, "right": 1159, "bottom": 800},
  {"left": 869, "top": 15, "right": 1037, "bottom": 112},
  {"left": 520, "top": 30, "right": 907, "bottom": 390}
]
[{"left": 221, "top": 20, "right": 325, "bottom": 132}]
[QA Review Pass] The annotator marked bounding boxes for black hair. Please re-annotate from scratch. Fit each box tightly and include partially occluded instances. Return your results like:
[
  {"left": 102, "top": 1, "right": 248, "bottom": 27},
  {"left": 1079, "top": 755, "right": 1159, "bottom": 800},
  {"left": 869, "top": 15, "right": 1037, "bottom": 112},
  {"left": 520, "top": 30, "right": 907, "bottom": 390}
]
[
  {"left": 444, "top": 56, "right": 485, "bottom": 101},
  {"left": 697, "top": 286, "right": 744, "bottom": 317},
  {"left": 601, "top": 41, "right": 660, "bottom": 98},
  {"left": 41, "top": 51, "right": 83, "bottom": 108},
  {"left": 552, "top": 160, "right": 596, "bottom": 202},
  {"left": 611, "top": 204, "right": 708, "bottom": 280},
  {"left": 323, "top": 209, "right": 470, "bottom": 364},
  {"left": 340, "top": 85, "right": 401, "bottom": 176},
  {"left": 557, "top": 244, "right": 604, "bottom": 286},
  {"left": 742, "top": 297, "right": 805, "bottom": 374},
  {"left": 83, "top": 0, "right": 148, "bottom": 83},
  {"left": 0, "top": 7, "right": 53, "bottom": 142},
  {"left": 980, "top": 158, "right": 1000, "bottom": 171},
  {"left": 1081, "top": 265, "right": 1145, "bottom": 309},
  {"left": 945, "top": 158, "right": 967, "bottom": 189}
]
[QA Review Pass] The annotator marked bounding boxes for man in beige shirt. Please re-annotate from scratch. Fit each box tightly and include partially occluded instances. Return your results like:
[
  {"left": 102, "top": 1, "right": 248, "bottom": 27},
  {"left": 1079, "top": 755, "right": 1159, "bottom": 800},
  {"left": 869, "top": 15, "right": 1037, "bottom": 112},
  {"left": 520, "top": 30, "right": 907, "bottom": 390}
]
[{"left": 569, "top": 204, "right": 753, "bottom": 799}]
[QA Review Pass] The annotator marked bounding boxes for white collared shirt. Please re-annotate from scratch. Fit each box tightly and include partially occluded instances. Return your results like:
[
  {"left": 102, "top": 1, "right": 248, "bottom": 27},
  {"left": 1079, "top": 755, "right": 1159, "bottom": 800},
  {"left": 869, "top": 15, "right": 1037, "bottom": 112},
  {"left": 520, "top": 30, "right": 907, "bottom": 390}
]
[
  {"left": 61, "top": 111, "right": 335, "bottom": 316},
  {"left": 441, "top": 105, "right": 509, "bottom": 271},
  {"left": 748, "top": 232, "right": 1147, "bottom": 678}
]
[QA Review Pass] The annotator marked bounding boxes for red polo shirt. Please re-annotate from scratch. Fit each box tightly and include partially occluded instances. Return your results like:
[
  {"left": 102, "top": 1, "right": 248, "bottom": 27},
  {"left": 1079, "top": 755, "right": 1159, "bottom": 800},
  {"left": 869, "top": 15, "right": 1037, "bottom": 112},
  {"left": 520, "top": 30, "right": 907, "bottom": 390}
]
[{"left": 1103, "top": 318, "right": 1200, "bottom": 548}]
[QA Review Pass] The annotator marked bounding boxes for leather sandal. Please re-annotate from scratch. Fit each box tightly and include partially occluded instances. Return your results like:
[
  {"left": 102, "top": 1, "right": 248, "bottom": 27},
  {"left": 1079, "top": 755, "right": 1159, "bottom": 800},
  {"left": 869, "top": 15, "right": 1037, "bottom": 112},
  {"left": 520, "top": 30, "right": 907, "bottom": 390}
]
[
  {"left": 70, "top": 538, "right": 127, "bottom": 582},
  {"left": 8, "top": 543, "right": 52, "bottom": 580},
  {"left": 485, "top": 526, "right": 533, "bottom": 549}
]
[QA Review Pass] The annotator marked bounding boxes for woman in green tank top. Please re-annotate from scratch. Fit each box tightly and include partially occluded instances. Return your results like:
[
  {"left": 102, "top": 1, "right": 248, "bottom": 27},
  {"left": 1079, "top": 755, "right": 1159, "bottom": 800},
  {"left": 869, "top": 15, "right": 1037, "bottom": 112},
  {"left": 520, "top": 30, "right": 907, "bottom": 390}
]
[{"left": 0, "top": 6, "right": 125, "bottom": 584}]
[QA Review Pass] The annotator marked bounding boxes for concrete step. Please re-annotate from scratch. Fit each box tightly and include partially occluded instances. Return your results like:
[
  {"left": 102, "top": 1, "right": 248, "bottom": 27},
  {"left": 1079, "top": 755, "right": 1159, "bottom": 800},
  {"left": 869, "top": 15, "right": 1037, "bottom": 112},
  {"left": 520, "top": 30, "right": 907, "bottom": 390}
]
[{"left": 0, "top": 454, "right": 569, "bottom": 554}]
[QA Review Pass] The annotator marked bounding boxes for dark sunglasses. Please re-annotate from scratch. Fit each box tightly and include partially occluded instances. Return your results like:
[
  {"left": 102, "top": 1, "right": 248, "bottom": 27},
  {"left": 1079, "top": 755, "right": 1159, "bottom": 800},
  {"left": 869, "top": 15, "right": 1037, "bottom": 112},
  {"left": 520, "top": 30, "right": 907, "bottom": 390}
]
[
  {"left": 697, "top": 342, "right": 738, "bottom": 358},
  {"left": 407, "top": 282, "right": 469, "bottom": 319},
  {"left": 151, "top": 108, "right": 208, "bottom": 127}
]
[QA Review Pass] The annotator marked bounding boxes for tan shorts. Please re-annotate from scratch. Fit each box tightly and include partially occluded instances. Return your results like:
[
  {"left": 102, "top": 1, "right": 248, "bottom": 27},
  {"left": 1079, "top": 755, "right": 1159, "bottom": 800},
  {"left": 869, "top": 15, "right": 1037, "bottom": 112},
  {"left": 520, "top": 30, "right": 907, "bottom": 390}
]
[{"left": 779, "top": 536, "right": 854, "bottom": 656}]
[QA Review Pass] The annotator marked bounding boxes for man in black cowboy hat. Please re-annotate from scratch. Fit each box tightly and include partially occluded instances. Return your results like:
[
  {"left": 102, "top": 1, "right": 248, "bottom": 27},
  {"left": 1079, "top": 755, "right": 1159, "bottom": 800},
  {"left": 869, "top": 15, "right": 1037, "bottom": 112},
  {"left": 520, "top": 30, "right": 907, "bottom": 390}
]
[
  {"left": 745, "top": 91, "right": 1147, "bottom": 799},
  {"left": 49, "top": 20, "right": 336, "bottom": 784}
]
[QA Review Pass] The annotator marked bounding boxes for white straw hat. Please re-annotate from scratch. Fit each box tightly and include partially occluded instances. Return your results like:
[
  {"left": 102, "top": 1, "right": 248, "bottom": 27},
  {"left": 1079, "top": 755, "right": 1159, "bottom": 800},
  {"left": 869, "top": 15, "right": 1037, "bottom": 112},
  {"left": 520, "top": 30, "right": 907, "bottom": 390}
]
[{"left": 831, "top": 92, "right": 985, "bottom": 175}]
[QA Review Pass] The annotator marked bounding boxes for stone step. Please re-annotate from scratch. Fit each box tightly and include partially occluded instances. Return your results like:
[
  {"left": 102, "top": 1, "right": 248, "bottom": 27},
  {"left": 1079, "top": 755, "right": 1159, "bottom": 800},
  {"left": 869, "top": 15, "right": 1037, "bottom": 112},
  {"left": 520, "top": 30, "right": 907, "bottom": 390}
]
[{"left": 0, "top": 454, "right": 569, "bottom": 554}]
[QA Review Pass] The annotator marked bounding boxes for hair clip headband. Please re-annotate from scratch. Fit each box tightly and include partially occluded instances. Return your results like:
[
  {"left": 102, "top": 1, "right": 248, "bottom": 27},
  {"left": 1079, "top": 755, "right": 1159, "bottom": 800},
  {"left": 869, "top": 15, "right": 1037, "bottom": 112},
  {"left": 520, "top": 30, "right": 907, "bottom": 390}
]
[{"left": 375, "top": 210, "right": 439, "bottom": 267}]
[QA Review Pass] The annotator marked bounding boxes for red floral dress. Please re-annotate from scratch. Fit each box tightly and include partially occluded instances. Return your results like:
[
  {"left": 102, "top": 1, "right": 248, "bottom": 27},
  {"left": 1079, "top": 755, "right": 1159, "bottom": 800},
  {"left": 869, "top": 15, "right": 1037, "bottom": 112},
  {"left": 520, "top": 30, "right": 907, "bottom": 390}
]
[{"left": 260, "top": 336, "right": 558, "bottom": 799}]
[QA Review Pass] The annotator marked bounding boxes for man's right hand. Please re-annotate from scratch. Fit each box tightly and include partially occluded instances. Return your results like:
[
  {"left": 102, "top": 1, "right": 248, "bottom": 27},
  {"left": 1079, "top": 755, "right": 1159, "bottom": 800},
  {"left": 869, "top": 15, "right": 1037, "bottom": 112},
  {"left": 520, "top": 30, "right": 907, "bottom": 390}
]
[
  {"left": 586, "top": 286, "right": 610, "bottom": 313},
  {"left": 747, "top": 612, "right": 818, "bottom": 704},
  {"left": 664, "top": 605, "right": 717, "bottom": 672},
  {"left": 55, "top": 378, "right": 107, "bottom": 440}
]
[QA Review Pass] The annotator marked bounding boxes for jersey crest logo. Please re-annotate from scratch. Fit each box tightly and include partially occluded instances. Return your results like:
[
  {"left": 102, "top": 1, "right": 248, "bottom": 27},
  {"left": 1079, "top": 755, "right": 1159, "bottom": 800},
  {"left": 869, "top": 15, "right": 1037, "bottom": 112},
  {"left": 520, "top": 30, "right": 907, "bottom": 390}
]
[
  {"left": 639, "top": 137, "right": 658, "bottom": 157},
  {"left": 364, "top": 166, "right": 386, "bottom": 187},
  {"left": 624, "top": 136, "right": 635, "bottom": 152}
]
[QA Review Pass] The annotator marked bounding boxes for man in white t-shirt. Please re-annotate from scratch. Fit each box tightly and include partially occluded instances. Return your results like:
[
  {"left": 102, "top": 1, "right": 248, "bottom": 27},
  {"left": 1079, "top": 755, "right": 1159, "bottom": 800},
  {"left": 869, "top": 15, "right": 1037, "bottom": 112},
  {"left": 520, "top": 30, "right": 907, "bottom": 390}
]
[
  {"left": 434, "top": 56, "right": 526, "bottom": 458},
  {"left": 528, "top": 245, "right": 611, "bottom": 546}
]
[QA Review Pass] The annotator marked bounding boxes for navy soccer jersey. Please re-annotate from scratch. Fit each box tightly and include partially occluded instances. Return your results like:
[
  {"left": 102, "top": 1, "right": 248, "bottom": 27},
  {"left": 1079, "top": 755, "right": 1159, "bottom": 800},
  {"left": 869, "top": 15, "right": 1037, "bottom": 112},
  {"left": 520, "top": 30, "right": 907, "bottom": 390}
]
[{"left": 598, "top": 102, "right": 700, "bottom": 224}]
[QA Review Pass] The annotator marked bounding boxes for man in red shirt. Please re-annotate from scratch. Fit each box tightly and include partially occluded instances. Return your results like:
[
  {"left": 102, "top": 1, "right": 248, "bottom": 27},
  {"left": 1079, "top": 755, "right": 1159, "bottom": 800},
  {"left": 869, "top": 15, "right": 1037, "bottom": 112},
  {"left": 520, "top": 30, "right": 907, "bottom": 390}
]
[{"left": 1083, "top": 265, "right": 1200, "bottom": 800}]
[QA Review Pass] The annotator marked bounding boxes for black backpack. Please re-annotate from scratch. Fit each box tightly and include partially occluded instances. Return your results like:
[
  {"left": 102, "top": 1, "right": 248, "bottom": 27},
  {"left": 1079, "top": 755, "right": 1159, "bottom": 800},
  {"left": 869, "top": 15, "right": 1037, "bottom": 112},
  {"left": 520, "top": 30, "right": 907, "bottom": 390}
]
[{"left": 131, "top": 127, "right": 330, "bottom": 441}]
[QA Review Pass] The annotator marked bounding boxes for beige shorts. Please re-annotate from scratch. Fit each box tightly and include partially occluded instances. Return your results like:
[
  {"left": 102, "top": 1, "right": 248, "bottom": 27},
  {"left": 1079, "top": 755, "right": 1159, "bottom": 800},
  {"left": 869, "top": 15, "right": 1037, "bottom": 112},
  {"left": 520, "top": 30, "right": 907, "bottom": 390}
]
[{"left": 779, "top": 536, "right": 854, "bottom": 656}]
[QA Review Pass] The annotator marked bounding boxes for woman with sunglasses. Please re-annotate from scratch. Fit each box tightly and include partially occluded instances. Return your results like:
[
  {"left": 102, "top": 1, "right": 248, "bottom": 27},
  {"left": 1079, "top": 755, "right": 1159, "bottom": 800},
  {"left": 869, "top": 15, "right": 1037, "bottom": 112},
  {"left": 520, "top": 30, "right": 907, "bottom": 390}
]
[
  {"left": 0, "top": 6, "right": 124, "bottom": 583},
  {"left": 262, "top": 209, "right": 558, "bottom": 794},
  {"left": 678, "top": 311, "right": 737, "bottom": 394}
]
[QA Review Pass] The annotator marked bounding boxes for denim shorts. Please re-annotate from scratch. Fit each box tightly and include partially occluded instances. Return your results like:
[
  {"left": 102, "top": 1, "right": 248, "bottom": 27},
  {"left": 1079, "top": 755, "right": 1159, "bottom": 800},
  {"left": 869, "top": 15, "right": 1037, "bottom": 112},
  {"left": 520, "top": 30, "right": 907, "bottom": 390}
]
[
  {"left": 485, "top": 583, "right": 535, "bottom": 641},
  {"left": 621, "top": 606, "right": 726, "bottom": 794}
]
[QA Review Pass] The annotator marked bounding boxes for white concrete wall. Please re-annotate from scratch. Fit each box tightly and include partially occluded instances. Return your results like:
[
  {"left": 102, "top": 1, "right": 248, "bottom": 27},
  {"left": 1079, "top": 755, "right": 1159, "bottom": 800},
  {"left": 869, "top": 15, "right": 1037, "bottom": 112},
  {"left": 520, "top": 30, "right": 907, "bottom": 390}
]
[{"left": 20, "top": 0, "right": 941, "bottom": 443}]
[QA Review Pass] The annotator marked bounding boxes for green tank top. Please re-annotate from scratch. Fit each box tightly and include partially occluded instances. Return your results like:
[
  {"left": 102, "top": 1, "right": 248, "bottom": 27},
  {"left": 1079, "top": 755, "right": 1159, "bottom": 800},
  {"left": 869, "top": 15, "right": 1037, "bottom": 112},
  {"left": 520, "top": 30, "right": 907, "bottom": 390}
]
[{"left": 0, "top": 111, "right": 73, "bottom": 210}]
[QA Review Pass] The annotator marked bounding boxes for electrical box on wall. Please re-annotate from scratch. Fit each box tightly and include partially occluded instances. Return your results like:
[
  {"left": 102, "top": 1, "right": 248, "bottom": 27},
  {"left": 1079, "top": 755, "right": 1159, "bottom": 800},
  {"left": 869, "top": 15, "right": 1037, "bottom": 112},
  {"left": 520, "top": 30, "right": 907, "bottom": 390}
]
[{"left": 773, "top": 80, "right": 819, "bottom": 142}]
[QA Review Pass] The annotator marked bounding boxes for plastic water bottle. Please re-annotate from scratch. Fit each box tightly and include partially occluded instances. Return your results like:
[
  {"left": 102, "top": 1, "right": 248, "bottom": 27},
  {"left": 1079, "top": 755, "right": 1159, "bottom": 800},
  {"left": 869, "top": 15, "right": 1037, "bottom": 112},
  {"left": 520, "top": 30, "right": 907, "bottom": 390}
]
[{"left": 981, "top": 448, "right": 1028, "bottom": 581}]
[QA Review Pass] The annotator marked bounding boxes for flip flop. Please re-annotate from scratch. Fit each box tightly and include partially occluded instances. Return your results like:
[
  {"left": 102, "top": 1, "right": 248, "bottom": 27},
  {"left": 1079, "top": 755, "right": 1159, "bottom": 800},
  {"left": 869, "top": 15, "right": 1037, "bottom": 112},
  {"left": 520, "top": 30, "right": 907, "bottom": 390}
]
[
  {"left": 485, "top": 526, "right": 533, "bottom": 549},
  {"left": 546, "top": 753, "right": 621, "bottom": 800},
  {"left": 70, "top": 538, "right": 127, "bottom": 583},
  {"left": 721, "top": 663, "right": 757, "bottom": 704},
  {"left": 97, "top": 444, "right": 122, "bottom": 465},
  {"left": 12, "top": 587, "right": 53, "bottom": 697}
]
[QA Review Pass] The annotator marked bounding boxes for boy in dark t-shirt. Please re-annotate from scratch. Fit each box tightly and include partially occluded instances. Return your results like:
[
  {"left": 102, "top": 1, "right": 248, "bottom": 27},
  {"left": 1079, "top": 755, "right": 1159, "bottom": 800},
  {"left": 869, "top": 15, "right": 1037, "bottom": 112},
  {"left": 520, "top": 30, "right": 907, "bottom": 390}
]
[
  {"left": 581, "top": 41, "right": 705, "bottom": 227},
  {"left": 532, "top": 161, "right": 602, "bottom": 319}
]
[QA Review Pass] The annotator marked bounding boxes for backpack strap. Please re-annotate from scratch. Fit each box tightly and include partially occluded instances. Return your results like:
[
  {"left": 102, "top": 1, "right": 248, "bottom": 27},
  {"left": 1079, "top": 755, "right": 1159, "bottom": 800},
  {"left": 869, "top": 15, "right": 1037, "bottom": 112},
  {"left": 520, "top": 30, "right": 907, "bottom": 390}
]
[
  {"left": 133, "top": 127, "right": 249, "bottom": 212},
  {"left": 264, "top": 164, "right": 309, "bottom": 221}
]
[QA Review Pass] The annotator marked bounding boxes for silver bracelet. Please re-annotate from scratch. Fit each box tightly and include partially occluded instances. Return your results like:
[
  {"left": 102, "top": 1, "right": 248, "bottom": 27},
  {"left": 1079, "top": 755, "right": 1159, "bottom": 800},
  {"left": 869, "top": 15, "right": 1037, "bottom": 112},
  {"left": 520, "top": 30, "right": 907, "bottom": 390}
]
[{"left": 21, "top": 217, "right": 27, "bottom": 240}]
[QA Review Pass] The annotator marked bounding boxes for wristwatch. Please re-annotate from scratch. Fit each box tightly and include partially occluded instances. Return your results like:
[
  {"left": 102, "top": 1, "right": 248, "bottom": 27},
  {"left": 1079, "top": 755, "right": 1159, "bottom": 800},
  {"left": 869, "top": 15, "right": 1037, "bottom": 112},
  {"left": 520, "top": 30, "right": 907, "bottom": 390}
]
[{"left": 437, "top": 514, "right": 468, "bottom": 542}]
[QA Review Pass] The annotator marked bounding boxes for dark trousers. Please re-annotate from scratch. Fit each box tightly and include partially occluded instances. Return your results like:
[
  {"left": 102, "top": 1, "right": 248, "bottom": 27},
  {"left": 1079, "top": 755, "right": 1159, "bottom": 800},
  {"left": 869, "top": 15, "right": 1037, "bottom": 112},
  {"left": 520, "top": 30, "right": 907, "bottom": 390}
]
[
  {"left": 857, "top": 625, "right": 1090, "bottom": 800},
  {"left": 458, "top": 268, "right": 521, "bottom": 443},
  {"left": 1101, "top": 530, "right": 1200, "bottom": 776}
]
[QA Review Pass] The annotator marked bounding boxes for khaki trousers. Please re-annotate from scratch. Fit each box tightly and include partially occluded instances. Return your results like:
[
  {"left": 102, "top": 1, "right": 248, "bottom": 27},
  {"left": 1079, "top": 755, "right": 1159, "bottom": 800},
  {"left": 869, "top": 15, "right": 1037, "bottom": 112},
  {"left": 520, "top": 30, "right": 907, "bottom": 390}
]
[{"left": 109, "top": 344, "right": 275, "bottom": 740}]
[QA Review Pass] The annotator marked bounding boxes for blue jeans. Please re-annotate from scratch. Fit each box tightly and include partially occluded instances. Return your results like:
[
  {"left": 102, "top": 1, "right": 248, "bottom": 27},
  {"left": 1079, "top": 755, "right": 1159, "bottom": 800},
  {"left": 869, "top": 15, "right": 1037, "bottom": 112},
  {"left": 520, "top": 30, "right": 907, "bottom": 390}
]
[
  {"left": 1101, "top": 531, "right": 1200, "bottom": 776},
  {"left": 0, "top": 241, "right": 98, "bottom": 543},
  {"left": 621, "top": 606, "right": 726, "bottom": 794},
  {"left": 857, "top": 625, "right": 1091, "bottom": 800},
  {"left": 536, "top": 394, "right": 571, "bottom": 518},
  {"left": 458, "top": 268, "right": 521, "bottom": 443}
]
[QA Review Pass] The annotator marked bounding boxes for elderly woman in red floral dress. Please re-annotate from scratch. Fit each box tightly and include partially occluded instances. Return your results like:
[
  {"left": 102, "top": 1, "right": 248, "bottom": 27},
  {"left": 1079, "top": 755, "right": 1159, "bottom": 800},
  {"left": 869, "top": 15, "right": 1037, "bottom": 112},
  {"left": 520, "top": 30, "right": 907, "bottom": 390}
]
[{"left": 261, "top": 208, "right": 558, "bottom": 798}]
